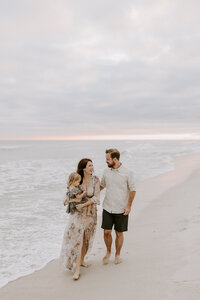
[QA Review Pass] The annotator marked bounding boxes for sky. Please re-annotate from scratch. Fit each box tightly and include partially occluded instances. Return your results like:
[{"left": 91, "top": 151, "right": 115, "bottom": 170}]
[{"left": 0, "top": 0, "right": 200, "bottom": 140}]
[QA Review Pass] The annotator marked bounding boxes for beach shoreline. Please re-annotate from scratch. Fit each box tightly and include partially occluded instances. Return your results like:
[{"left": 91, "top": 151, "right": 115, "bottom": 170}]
[{"left": 1, "top": 152, "right": 200, "bottom": 299}]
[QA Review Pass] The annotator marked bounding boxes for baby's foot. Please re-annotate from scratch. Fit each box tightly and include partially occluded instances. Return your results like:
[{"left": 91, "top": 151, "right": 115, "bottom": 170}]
[
  {"left": 86, "top": 213, "right": 92, "bottom": 216},
  {"left": 114, "top": 255, "right": 123, "bottom": 264}
]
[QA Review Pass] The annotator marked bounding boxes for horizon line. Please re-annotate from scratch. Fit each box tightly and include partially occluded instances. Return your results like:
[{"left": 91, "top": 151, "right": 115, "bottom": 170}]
[{"left": 1, "top": 133, "right": 200, "bottom": 141}]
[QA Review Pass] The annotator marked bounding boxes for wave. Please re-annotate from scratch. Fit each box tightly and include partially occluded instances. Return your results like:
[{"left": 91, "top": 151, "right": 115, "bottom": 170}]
[
  {"left": 1, "top": 140, "right": 200, "bottom": 288},
  {"left": 0, "top": 258, "right": 56, "bottom": 288},
  {"left": 0, "top": 145, "right": 30, "bottom": 151}
]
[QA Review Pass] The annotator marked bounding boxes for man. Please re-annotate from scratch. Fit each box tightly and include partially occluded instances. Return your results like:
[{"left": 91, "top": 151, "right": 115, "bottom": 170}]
[{"left": 100, "top": 148, "right": 136, "bottom": 264}]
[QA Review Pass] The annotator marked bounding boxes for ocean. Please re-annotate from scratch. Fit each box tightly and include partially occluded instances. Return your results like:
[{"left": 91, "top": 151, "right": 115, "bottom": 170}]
[{"left": 1, "top": 139, "right": 200, "bottom": 287}]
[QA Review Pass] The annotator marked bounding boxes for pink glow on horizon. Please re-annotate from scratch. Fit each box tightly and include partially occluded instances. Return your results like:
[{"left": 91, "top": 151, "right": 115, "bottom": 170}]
[{"left": 1, "top": 133, "right": 200, "bottom": 141}]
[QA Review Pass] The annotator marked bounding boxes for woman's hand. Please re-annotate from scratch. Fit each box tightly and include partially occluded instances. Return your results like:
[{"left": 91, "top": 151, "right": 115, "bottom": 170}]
[
  {"left": 76, "top": 204, "right": 84, "bottom": 211},
  {"left": 75, "top": 194, "right": 83, "bottom": 201},
  {"left": 71, "top": 198, "right": 81, "bottom": 203},
  {"left": 82, "top": 191, "right": 87, "bottom": 197}
]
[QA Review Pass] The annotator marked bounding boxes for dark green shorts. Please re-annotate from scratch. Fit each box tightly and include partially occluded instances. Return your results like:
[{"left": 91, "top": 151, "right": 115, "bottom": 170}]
[{"left": 101, "top": 209, "right": 129, "bottom": 232}]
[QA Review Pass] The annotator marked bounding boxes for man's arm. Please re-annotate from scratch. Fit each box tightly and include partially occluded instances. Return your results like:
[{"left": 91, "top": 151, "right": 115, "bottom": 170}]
[
  {"left": 100, "top": 170, "right": 106, "bottom": 191},
  {"left": 123, "top": 191, "right": 136, "bottom": 215}
]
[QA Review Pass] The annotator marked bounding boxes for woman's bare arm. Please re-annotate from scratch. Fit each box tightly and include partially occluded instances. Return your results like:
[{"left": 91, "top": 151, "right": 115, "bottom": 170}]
[{"left": 76, "top": 199, "right": 93, "bottom": 211}]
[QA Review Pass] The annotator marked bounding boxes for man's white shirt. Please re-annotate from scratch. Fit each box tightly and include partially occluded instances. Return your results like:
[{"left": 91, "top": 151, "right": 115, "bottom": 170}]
[{"left": 100, "top": 164, "right": 136, "bottom": 214}]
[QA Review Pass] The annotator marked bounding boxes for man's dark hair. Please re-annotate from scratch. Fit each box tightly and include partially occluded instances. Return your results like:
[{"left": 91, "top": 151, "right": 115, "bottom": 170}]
[{"left": 105, "top": 148, "right": 120, "bottom": 160}]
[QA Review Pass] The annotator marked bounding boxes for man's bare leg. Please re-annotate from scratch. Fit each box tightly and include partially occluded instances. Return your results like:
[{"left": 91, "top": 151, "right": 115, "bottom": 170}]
[
  {"left": 103, "top": 230, "right": 112, "bottom": 264},
  {"left": 115, "top": 231, "right": 124, "bottom": 264}
]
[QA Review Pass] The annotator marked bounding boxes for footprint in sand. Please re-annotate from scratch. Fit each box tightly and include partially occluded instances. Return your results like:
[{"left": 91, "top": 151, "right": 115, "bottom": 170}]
[{"left": 179, "top": 227, "right": 187, "bottom": 231}]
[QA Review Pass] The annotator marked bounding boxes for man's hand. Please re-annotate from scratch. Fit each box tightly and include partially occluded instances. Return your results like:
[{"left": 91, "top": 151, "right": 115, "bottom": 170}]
[
  {"left": 123, "top": 205, "right": 131, "bottom": 215},
  {"left": 123, "top": 191, "right": 136, "bottom": 215}
]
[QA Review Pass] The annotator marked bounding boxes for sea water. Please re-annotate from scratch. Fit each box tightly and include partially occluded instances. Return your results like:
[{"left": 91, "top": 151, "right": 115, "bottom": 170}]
[{"left": 0, "top": 139, "right": 200, "bottom": 287}]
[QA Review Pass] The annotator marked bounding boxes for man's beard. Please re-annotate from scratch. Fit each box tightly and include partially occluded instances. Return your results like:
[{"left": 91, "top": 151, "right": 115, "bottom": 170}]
[{"left": 107, "top": 162, "right": 115, "bottom": 168}]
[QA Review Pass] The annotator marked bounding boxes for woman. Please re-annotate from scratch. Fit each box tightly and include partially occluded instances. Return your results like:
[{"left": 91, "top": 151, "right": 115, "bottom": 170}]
[{"left": 60, "top": 158, "right": 100, "bottom": 280}]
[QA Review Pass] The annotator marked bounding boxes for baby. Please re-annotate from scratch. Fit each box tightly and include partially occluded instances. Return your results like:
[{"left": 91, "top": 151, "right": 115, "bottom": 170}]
[{"left": 64, "top": 172, "right": 92, "bottom": 216}]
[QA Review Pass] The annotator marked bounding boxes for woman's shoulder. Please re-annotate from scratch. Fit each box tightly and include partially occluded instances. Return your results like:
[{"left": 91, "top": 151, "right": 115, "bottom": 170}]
[{"left": 93, "top": 175, "right": 100, "bottom": 183}]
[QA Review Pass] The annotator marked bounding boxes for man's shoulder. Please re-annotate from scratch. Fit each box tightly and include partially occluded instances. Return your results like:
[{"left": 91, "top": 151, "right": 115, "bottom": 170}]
[
  {"left": 120, "top": 165, "right": 134, "bottom": 175},
  {"left": 103, "top": 168, "right": 110, "bottom": 174}
]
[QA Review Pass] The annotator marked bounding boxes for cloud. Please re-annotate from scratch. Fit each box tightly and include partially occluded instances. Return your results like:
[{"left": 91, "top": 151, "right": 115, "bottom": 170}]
[{"left": 0, "top": 0, "right": 200, "bottom": 138}]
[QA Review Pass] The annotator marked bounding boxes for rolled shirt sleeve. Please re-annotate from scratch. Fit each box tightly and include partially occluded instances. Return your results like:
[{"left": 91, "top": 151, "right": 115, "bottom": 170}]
[{"left": 128, "top": 171, "right": 136, "bottom": 192}]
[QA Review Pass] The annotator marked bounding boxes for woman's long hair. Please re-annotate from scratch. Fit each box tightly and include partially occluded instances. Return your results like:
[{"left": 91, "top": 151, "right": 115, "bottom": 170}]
[{"left": 77, "top": 158, "right": 92, "bottom": 184}]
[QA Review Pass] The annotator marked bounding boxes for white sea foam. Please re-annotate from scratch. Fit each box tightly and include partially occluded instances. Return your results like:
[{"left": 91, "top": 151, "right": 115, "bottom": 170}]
[
  {"left": 0, "top": 144, "right": 31, "bottom": 151},
  {"left": 0, "top": 140, "right": 200, "bottom": 288}
]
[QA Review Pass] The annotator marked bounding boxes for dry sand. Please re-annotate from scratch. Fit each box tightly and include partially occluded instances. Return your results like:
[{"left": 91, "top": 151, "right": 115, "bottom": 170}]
[{"left": 1, "top": 153, "right": 200, "bottom": 300}]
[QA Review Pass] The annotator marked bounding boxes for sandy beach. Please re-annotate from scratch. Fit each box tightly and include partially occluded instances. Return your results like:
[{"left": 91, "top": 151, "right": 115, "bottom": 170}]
[{"left": 1, "top": 153, "right": 200, "bottom": 300}]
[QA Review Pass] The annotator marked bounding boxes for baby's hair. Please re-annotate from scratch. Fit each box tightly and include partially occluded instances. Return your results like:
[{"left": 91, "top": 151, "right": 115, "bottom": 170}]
[{"left": 68, "top": 172, "right": 81, "bottom": 186}]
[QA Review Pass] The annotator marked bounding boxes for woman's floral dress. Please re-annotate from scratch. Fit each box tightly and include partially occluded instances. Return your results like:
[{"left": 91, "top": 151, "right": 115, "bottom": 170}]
[{"left": 60, "top": 176, "right": 100, "bottom": 270}]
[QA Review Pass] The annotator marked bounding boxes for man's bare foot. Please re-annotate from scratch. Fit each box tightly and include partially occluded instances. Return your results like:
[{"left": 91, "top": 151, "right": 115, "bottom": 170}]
[
  {"left": 73, "top": 272, "right": 80, "bottom": 280},
  {"left": 102, "top": 253, "right": 110, "bottom": 265},
  {"left": 81, "top": 261, "right": 90, "bottom": 267},
  {"left": 114, "top": 255, "right": 122, "bottom": 264}
]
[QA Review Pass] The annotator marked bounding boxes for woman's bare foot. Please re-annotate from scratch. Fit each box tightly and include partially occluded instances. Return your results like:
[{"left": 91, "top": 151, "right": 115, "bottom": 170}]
[
  {"left": 81, "top": 261, "right": 90, "bottom": 267},
  {"left": 73, "top": 272, "right": 80, "bottom": 280},
  {"left": 114, "top": 255, "right": 122, "bottom": 264},
  {"left": 102, "top": 253, "right": 110, "bottom": 265}
]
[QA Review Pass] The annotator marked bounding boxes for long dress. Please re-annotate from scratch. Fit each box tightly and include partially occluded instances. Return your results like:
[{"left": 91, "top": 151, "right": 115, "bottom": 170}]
[{"left": 60, "top": 175, "right": 100, "bottom": 270}]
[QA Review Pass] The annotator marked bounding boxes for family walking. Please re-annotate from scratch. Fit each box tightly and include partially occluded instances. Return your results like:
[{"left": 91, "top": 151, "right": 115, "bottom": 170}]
[{"left": 60, "top": 148, "right": 136, "bottom": 280}]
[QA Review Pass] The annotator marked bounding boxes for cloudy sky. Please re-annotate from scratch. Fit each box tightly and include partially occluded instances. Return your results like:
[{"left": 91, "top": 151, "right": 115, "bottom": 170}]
[{"left": 0, "top": 0, "right": 200, "bottom": 139}]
